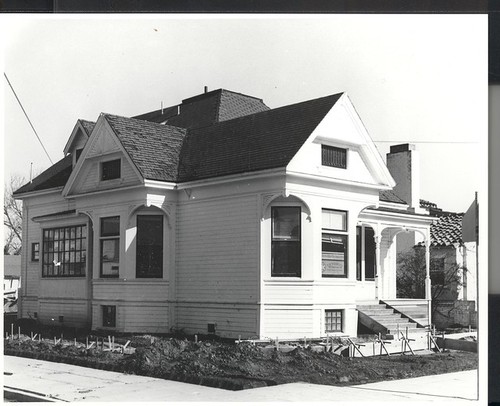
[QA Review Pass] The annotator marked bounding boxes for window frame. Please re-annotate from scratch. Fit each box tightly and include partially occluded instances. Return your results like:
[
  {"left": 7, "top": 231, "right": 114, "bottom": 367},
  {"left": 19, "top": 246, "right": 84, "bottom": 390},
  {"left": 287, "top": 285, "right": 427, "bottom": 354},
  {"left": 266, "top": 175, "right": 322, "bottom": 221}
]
[
  {"left": 271, "top": 206, "right": 301, "bottom": 278},
  {"left": 31, "top": 242, "right": 40, "bottom": 262},
  {"left": 102, "top": 305, "right": 116, "bottom": 328},
  {"left": 321, "top": 145, "right": 347, "bottom": 169},
  {"left": 325, "top": 309, "right": 343, "bottom": 333},
  {"left": 100, "top": 216, "right": 120, "bottom": 278},
  {"left": 42, "top": 225, "right": 87, "bottom": 277},
  {"left": 136, "top": 214, "right": 164, "bottom": 279},
  {"left": 321, "top": 209, "right": 348, "bottom": 278},
  {"left": 100, "top": 159, "right": 121, "bottom": 181}
]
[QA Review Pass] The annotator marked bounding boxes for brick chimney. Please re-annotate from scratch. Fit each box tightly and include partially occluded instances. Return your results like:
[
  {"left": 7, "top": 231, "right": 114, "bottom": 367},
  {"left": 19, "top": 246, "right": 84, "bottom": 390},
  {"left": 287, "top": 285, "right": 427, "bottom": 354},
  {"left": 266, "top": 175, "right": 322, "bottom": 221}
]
[{"left": 386, "top": 143, "right": 422, "bottom": 212}]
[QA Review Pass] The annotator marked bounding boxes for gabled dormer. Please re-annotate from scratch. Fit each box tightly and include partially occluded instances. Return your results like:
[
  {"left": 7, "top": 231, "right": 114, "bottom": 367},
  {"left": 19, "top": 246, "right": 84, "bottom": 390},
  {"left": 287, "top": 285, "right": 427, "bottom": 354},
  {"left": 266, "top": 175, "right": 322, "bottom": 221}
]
[
  {"left": 63, "top": 119, "right": 95, "bottom": 168},
  {"left": 287, "top": 93, "right": 395, "bottom": 190}
]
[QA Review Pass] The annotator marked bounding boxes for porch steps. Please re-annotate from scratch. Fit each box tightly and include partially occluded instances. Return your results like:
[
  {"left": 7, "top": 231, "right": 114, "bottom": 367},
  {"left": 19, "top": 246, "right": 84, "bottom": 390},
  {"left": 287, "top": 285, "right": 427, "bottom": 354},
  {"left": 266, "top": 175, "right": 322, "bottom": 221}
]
[{"left": 357, "top": 302, "right": 428, "bottom": 337}]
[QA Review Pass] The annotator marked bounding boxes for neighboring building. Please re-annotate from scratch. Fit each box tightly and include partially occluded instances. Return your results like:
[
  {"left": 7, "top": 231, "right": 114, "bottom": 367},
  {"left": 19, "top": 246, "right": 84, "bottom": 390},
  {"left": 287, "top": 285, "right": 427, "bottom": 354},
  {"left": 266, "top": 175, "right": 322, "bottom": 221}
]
[
  {"left": 4, "top": 255, "right": 21, "bottom": 317},
  {"left": 13, "top": 88, "right": 436, "bottom": 339},
  {"left": 385, "top": 144, "right": 477, "bottom": 328}
]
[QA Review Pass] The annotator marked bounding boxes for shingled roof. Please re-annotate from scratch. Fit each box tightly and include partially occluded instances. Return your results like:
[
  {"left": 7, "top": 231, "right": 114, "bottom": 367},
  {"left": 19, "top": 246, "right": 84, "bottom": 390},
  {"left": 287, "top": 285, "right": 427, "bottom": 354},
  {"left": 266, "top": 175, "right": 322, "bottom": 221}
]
[
  {"left": 14, "top": 155, "right": 73, "bottom": 195},
  {"left": 15, "top": 90, "right": 343, "bottom": 194},
  {"left": 104, "top": 114, "right": 187, "bottom": 182},
  {"left": 133, "top": 89, "right": 270, "bottom": 129},
  {"left": 177, "top": 93, "right": 343, "bottom": 182},
  {"left": 80, "top": 119, "right": 96, "bottom": 136}
]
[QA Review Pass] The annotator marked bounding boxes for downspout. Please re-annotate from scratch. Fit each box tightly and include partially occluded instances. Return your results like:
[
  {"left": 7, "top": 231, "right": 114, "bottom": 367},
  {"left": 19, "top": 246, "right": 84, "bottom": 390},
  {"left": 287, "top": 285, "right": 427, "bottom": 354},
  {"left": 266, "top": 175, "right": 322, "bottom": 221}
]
[{"left": 424, "top": 238, "right": 432, "bottom": 327}]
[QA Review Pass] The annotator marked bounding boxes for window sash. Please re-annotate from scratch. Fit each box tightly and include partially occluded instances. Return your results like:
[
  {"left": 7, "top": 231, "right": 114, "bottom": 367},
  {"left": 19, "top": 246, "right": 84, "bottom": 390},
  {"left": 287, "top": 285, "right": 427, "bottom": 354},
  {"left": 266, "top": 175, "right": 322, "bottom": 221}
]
[
  {"left": 322, "top": 209, "right": 347, "bottom": 231},
  {"left": 100, "top": 216, "right": 120, "bottom": 237},
  {"left": 31, "top": 242, "right": 40, "bottom": 261},
  {"left": 102, "top": 305, "right": 116, "bottom": 327},
  {"left": 325, "top": 310, "right": 343, "bottom": 332},
  {"left": 271, "top": 207, "right": 301, "bottom": 277},
  {"left": 322, "top": 233, "right": 347, "bottom": 277},
  {"left": 136, "top": 215, "right": 163, "bottom": 278},
  {"left": 42, "top": 225, "right": 86, "bottom": 277},
  {"left": 100, "top": 239, "right": 120, "bottom": 277}
]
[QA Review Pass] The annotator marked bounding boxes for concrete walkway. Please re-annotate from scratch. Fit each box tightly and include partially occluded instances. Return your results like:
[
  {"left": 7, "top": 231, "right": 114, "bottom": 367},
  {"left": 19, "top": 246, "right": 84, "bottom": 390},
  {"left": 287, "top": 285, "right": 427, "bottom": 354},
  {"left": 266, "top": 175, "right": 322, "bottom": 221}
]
[{"left": 3, "top": 355, "right": 479, "bottom": 402}]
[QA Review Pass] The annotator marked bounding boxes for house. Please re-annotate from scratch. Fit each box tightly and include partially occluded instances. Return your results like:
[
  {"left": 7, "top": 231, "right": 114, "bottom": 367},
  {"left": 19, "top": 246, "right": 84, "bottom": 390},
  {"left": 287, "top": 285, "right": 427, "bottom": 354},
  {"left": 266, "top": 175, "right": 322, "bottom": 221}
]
[
  {"left": 13, "top": 88, "right": 436, "bottom": 339},
  {"left": 4, "top": 255, "right": 21, "bottom": 301}
]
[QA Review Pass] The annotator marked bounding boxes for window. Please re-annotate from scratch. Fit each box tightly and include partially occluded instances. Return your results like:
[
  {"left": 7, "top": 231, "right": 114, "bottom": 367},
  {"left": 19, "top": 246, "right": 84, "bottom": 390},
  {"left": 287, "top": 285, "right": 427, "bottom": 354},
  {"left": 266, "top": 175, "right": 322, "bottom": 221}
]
[
  {"left": 271, "top": 207, "right": 301, "bottom": 277},
  {"left": 356, "top": 226, "right": 376, "bottom": 281},
  {"left": 102, "top": 305, "right": 116, "bottom": 327},
  {"left": 322, "top": 209, "right": 348, "bottom": 277},
  {"left": 31, "top": 242, "right": 40, "bottom": 262},
  {"left": 100, "top": 216, "right": 120, "bottom": 278},
  {"left": 101, "top": 159, "right": 121, "bottom": 181},
  {"left": 325, "top": 310, "right": 343, "bottom": 333},
  {"left": 322, "top": 145, "right": 347, "bottom": 169},
  {"left": 136, "top": 215, "right": 163, "bottom": 278},
  {"left": 431, "top": 257, "right": 445, "bottom": 271},
  {"left": 42, "top": 225, "right": 86, "bottom": 277}
]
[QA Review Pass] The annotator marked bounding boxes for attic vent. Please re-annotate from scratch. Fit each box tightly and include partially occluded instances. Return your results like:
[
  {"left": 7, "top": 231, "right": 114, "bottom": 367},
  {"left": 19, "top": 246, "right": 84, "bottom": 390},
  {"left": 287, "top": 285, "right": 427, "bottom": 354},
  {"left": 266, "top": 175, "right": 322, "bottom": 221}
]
[{"left": 321, "top": 145, "right": 347, "bottom": 169}]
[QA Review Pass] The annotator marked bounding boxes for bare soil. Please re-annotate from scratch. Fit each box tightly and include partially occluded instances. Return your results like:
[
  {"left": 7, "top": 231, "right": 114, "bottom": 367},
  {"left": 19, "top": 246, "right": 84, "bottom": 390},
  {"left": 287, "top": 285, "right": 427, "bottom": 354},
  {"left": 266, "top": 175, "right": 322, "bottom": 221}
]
[{"left": 4, "top": 335, "right": 478, "bottom": 390}]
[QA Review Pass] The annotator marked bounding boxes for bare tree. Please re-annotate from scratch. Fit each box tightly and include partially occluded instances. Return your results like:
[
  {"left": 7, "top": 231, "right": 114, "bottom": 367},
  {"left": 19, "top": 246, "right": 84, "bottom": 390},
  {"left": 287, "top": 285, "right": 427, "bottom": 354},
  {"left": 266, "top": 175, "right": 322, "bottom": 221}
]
[
  {"left": 396, "top": 247, "right": 466, "bottom": 320},
  {"left": 4, "top": 175, "right": 25, "bottom": 255}
]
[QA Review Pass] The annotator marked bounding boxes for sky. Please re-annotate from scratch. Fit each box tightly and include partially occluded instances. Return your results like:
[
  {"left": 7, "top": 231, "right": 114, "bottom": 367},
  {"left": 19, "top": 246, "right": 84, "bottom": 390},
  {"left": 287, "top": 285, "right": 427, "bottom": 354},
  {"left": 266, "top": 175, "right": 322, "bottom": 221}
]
[{"left": 1, "top": 14, "right": 488, "bottom": 213}]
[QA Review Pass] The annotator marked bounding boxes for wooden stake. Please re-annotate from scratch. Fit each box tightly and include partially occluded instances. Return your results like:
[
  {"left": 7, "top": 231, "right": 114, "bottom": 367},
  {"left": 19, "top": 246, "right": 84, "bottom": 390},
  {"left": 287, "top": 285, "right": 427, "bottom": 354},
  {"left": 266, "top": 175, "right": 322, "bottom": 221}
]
[
  {"left": 18, "top": 326, "right": 21, "bottom": 339},
  {"left": 86, "top": 337, "right": 89, "bottom": 347},
  {"left": 11, "top": 324, "right": 14, "bottom": 339},
  {"left": 194, "top": 335, "right": 198, "bottom": 343}
]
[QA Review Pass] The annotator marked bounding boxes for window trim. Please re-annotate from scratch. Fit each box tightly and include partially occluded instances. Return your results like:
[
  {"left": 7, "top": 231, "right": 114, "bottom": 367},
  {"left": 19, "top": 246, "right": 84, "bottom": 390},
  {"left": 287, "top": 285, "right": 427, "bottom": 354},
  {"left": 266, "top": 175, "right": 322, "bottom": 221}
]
[
  {"left": 100, "top": 159, "right": 121, "bottom": 181},
  {"left": 322, "top": 209, "right": 348, "bottom": 278},
  {"left": 321, "top": 145, "right": 347, "bottom": 169},
  {"left": 271, "top": 206, "right": 301, "bottom": 278},
  {"left": 31, "top": 242, "right": 40, "bottom": 262},
  {"left": 136, "top": 214, "right": 164, "bottom": 279},
  {"left": 325, "top": 309, "right": 343, "bottom": 333},
  {"left": 102, "top": 305, "right": 116, "bottom": 328},
  {"left": 42, "top": 225, "right": 87, "bottom": 277},
  {"left": 100, "top": 216, "right": 120, "bottom": 278}
]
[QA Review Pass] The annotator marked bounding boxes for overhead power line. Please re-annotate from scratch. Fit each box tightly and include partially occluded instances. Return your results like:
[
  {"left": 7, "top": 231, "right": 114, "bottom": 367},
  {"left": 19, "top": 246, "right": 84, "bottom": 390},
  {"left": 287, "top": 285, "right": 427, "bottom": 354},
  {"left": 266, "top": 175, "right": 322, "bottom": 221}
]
[
  {"left": 4, "top": 73, "right": 54, "bottom": 164},
  {"left": 373, "top": 140, "right": 478, "bottom": 144}
]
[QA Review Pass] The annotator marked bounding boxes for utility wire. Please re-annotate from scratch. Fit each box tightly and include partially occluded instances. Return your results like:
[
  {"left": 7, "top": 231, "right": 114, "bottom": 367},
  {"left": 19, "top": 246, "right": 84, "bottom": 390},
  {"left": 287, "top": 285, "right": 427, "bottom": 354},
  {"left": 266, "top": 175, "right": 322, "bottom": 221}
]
[
  {"left": 373, "top": 140, "right": 478, "bottom": 144},
  {"left": 4, "top": 73, "right": 54, "bottom": 164}
]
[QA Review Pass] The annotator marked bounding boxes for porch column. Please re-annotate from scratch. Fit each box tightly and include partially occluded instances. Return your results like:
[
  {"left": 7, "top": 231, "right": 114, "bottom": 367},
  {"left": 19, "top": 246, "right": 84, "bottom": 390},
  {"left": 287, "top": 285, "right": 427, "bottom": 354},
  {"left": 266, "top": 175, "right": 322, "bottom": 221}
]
[
  {"left": 425, "top": 239, "right": 432, "bottom": 327},
  {"left": 374, "top": 233, "right": 381, "bottom": 300}
]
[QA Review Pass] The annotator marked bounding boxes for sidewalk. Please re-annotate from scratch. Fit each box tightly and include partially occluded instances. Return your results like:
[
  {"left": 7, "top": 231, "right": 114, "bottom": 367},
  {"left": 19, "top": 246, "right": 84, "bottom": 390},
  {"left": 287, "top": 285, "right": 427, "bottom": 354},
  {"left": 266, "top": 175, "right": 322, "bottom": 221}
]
[{"left": 3, "top": 355, "right": 479, "bottom": 402}]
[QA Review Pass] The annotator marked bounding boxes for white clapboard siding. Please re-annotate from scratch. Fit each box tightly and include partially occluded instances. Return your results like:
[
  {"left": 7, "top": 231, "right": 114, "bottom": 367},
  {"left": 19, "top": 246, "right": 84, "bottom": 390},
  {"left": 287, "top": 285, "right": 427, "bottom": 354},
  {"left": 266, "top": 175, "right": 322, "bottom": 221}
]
[
  {"left": 20, "top": 299, "right": 38, "bottom": 319},
  {"left": 92, "top": 302, "right": 169, "bottom": 333},
  {"left": 92, "top": 280, "right": 169, "bottom": 302},
  {"left": 263, "top": 308, "right": 315, "bottom": 338},
  {"left": 75, "top": 153, "right": 140, "bottom": 194},
  {"left": 264, "top": 283, "right": 314, "bottom": 304},
  {"left": 176, "top": 304, "right": 258, "bottom": 338},
  {"left": 175, "top": 195, "right": 259, "bottom": 303},
  {"left": 39, "top": 299, "right": 89, "bottom": 327}
]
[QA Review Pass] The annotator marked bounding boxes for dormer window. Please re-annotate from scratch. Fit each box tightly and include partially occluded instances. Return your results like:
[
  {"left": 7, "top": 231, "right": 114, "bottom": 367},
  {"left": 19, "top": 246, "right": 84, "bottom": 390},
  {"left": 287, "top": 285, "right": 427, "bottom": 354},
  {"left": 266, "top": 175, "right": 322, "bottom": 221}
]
[
  {"left": 322, "top": 145, "right": 347, "bottom": 169},
  {"left": 101, "top": 159, "right": 121, "bottom": 181}
]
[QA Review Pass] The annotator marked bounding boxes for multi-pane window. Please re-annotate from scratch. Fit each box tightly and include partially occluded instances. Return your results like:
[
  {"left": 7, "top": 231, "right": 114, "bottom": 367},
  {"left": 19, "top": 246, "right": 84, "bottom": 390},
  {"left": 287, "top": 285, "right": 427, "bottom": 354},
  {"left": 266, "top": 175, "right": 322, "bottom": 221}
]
[
  {"left": 101, "top": 159, "right": 121, "bottom": 181},
  {"left": 356, "top": 226, "right": 376, "bottom": 281},
  {"left": 136, "top": 215, "right": 163, "bottom": 278},
  {"left": 271, "top": 207, "right": 301, "bottom": 277},
  {"left": 102, "top": 305, "right": 116, "bottom": 327},
  {"left": 430, "top": 258, "right": 445, "bottom": 285},
  {"left": 42, "top": 225, "right": 86, "bottom": 277},
  {"left": 322, "top": 209, "right": 348, "bottom": 277},
  {"left": 100, "top": 216, "right": 120, "bottom": 278},
  {"left": 321, "top": 145, "right": 347, "bottom": 169},
  {"left": 31, "top": 242, "right": 40, "bottom": 261},
  {"left": 325, "top": 310, "right": 343, "bottom": 333}
]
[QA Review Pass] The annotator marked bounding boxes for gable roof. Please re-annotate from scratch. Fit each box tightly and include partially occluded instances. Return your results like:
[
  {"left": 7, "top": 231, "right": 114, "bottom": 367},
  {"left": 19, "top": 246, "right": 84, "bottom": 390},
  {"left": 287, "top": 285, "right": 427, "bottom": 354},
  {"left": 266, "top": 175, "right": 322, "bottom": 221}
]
[
  {"left": 15, "top": 90, "right": 346, "bottom": 193},
  {"left": 14, "top": 155, "right": 73, "bottom": 195},
  {"left": 178, "top": 93, "right": 343, "bottom": 182},
  {"left": 103, "top": 114, "right": 187, "bottom": 182},
  {"left": 133, "top": 89, "right": 270, "bottom": 129}
]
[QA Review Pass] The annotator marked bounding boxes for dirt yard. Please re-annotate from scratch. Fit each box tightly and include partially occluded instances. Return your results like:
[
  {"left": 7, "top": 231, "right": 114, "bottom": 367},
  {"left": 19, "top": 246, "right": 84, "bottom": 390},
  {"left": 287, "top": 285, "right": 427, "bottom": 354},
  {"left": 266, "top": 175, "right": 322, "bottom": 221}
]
[{"left": 4, "top": 334, "right": 478, "bottom": 390}]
